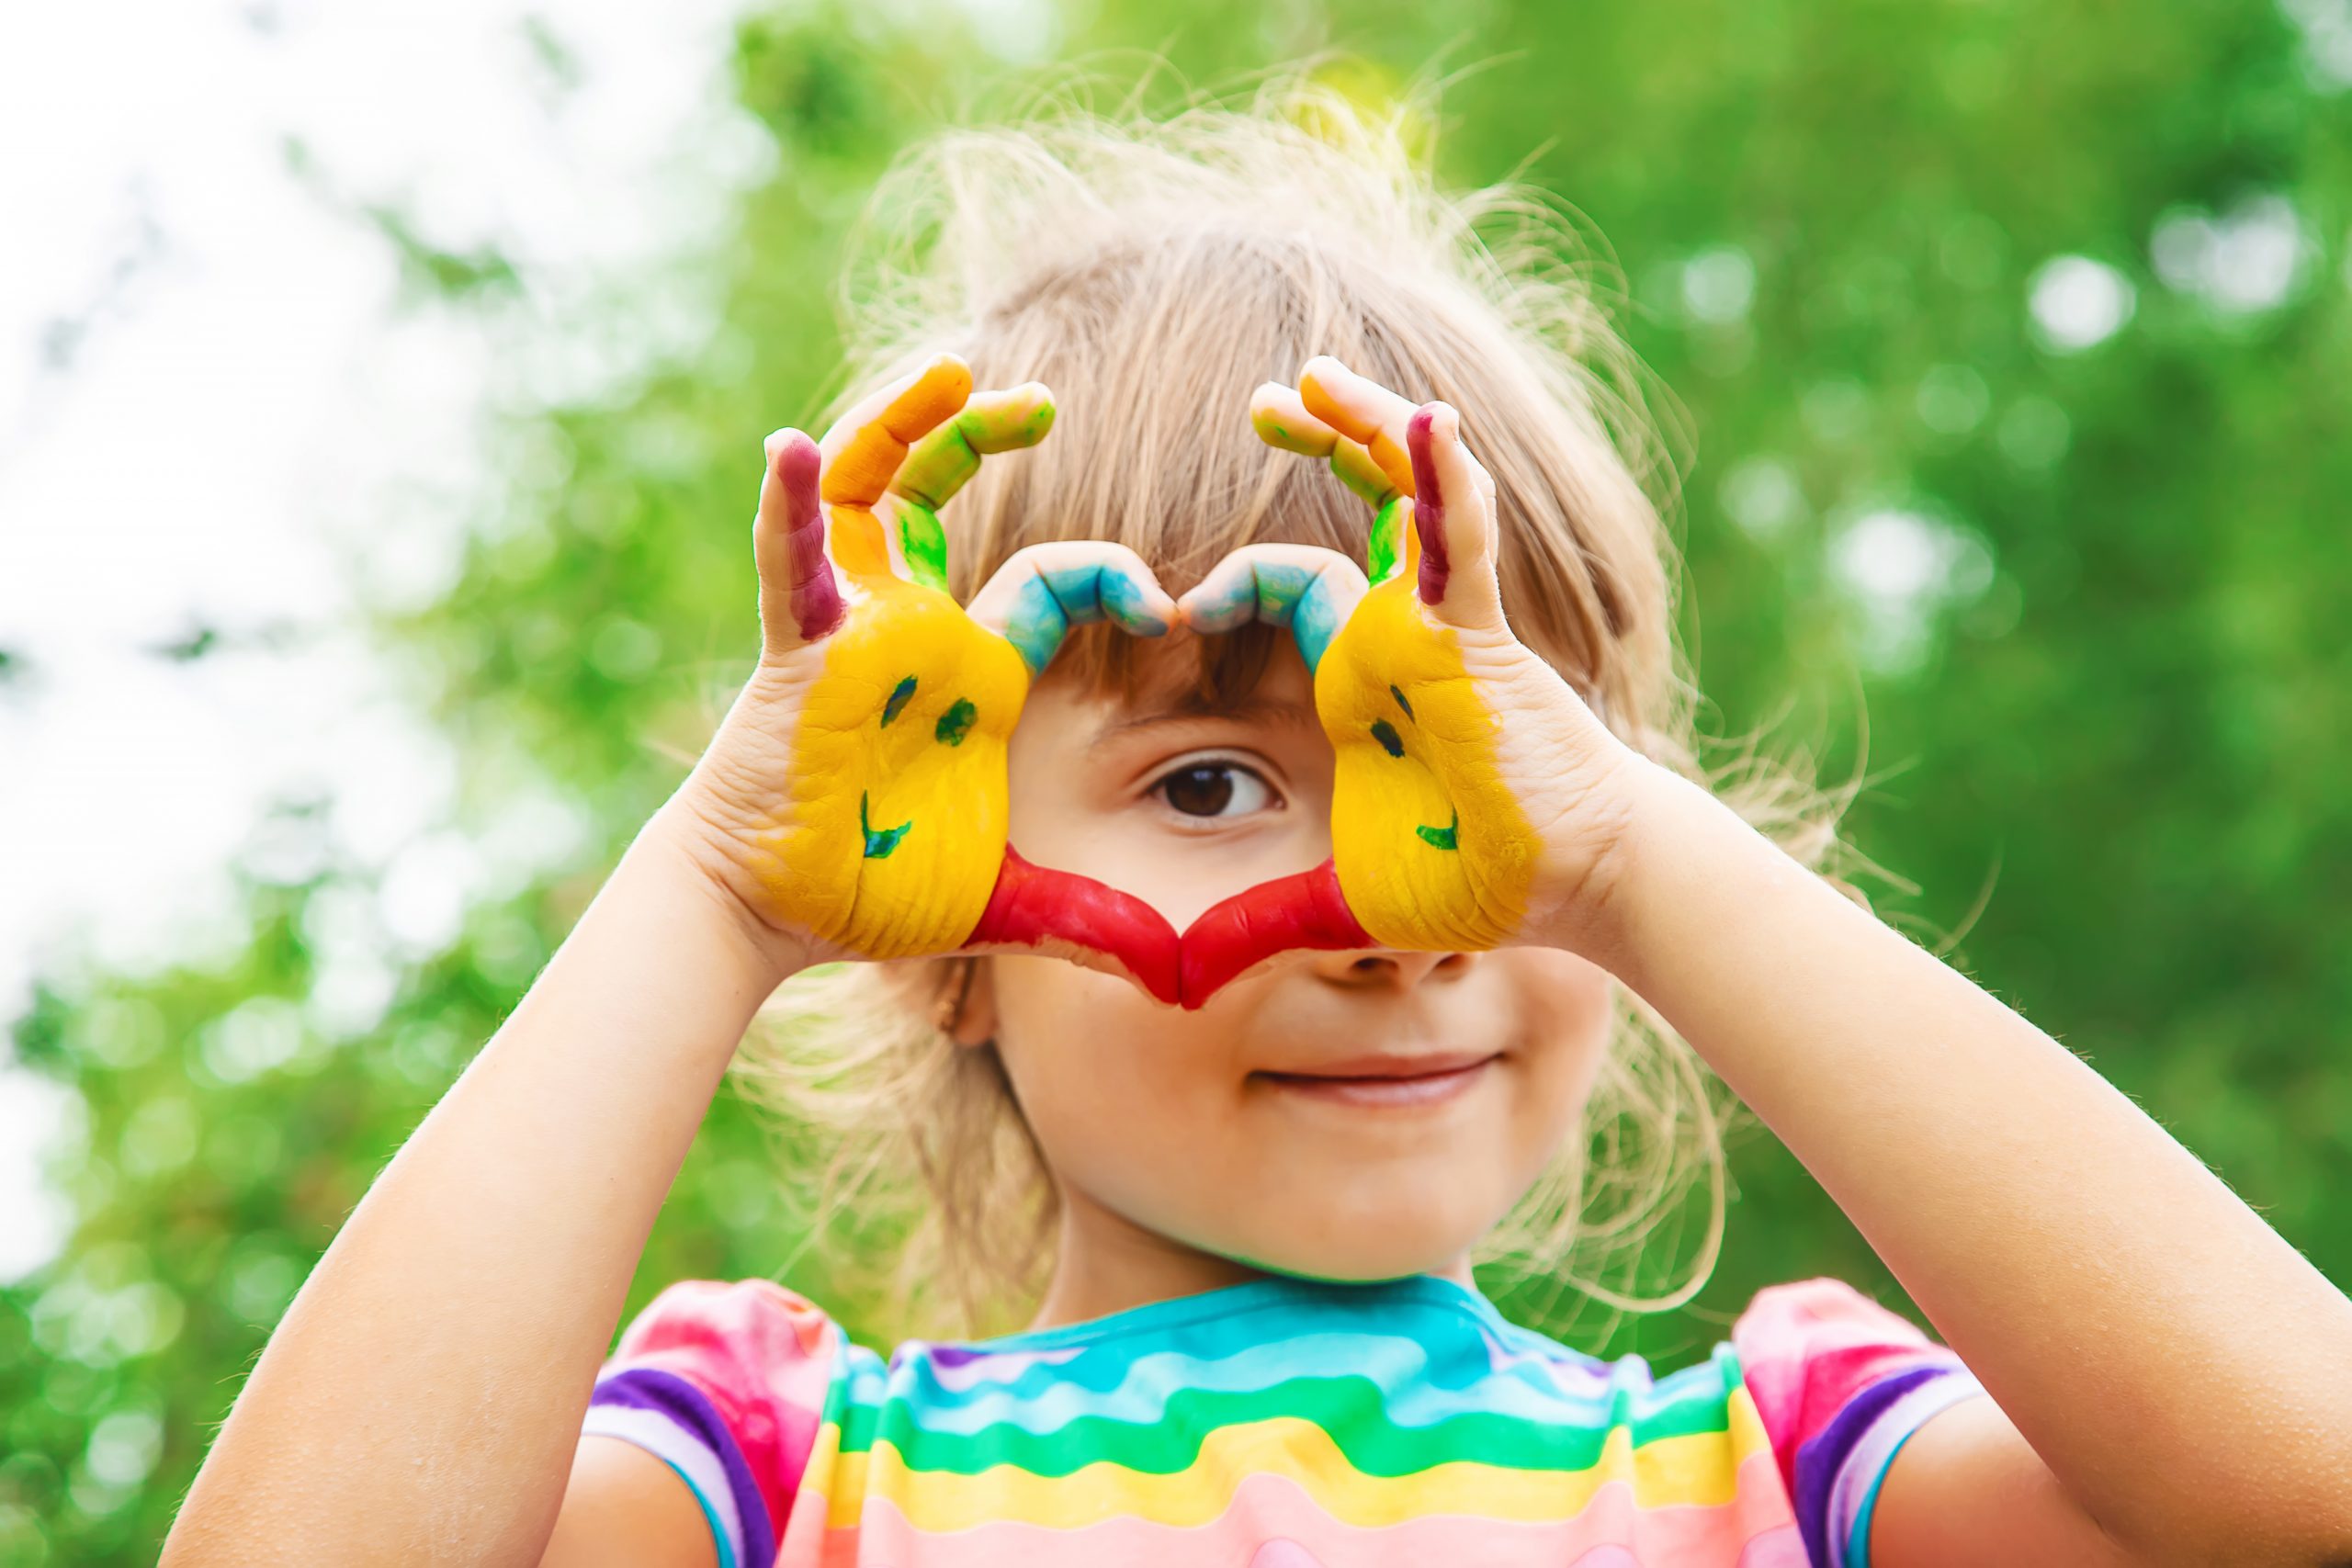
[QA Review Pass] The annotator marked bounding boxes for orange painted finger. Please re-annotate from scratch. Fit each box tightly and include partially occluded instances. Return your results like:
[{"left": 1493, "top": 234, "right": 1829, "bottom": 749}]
[
  {"left": 1297, "top": 355, "right": 1419, "bottom": 496},
  {"left": 820, "top": 353, "right": 976, "bottom": 510}
]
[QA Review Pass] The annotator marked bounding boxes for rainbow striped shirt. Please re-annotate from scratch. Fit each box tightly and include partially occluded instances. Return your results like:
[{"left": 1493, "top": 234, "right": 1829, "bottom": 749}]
[{"left": 583, "top": 1272, "right": 1983, "bottom": 1567}]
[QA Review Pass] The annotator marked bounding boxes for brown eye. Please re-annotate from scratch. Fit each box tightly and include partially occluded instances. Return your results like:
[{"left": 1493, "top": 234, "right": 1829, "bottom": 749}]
[{"left": 1155, "top": 761, "right": 1272, "bottom": 819}]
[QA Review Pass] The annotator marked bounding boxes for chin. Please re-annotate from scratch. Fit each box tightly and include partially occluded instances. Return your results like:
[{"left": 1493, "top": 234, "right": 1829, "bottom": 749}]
[{"left": 1208, "top": 1176, "right": 1506, "bottom": 1284}]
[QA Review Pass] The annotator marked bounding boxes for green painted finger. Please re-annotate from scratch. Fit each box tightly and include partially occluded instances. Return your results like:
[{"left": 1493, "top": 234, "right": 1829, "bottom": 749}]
[
  {"left": 895, "top": 383, "right": 1057, "bottom": 513},
  {"left": 891, "top": 383, "right": 1056, "bottom": 592},
  {"left": 1367, "top": 492, "right": 1411, "bottom": 586},
  {"left": 896, "top": 504, "right": 950, "bottom": 592}
]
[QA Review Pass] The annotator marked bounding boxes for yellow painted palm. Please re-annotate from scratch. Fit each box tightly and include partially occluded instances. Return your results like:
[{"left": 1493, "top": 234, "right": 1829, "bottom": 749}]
[
  {"left": 700, "top": 354, "right": 1183, "bottom": 996},
  {"left": 1178, "top": 356, "right": 1631, "bottom": 993}
]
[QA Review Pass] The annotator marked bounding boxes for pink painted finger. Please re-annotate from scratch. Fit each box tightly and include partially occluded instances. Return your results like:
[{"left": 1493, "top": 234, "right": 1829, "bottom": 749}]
[
  {"left": 752, "top": 428, "right": 843, "bottom": 649},
  {"left": 819, "top": 353, "right": 976, "bottom": 511},
  {"left": 1406, "top": 400, "right": 1505, "bottom": 630}
]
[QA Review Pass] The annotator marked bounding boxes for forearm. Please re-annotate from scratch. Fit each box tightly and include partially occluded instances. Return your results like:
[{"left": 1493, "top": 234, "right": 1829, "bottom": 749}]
[
  {"left": 163, "top": 805, "right": 797, "bottom": 1567},
  {"left": 1592, "top": 766, "right": 2352, "bottom": 1565}
]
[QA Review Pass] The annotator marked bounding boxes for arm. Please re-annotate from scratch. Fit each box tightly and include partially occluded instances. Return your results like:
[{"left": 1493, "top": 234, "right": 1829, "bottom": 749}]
[
  {"left": 1593, "top": 764, "right": 2352, "bottom": 1568},
  {"left": 1241, "top": 355, "right": 2352, "bottom": 1568},
  {"left": 163, "top": 355, "right": 1172, "bottom": 1564},
  {"left": 160, "top": 807, "right": 796, "bottom": 1565}
]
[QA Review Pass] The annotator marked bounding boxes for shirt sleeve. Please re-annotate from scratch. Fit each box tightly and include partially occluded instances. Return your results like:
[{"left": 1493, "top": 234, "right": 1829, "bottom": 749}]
[
  {"left": 1732, "top": 1277, "right": 1989, "bottom": 1568},
  {"left": 582, "top": 1277, "right": 842, "bottom": 1568}
]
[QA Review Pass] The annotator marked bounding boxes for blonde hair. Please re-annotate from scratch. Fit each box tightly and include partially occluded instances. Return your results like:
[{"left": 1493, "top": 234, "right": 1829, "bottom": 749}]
[{"left": 730, "top": 73, "right": 1866, "bottom": 1342}]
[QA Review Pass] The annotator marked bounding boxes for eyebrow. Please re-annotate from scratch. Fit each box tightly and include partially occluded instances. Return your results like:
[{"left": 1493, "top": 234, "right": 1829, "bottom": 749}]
[{"left": 1087, "top": 695, "right": 1323, "bottom": 753}]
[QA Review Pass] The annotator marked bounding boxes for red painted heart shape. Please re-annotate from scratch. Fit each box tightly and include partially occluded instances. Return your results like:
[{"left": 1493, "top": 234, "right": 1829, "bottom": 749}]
[{"left": 967, "top": 848, "right": 1373, "bottom": 1010}]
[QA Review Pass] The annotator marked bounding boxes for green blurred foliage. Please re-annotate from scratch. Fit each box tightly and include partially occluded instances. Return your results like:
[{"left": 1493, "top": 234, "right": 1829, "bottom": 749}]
[{"left": 7, "top": 1, "right": 2351, "bottom": 1560}]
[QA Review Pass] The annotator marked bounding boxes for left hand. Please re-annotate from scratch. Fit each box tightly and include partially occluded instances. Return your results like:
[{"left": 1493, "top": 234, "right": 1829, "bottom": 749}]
[{"left": 1176, "top": 355, "right": 1649, "bottom": 993}]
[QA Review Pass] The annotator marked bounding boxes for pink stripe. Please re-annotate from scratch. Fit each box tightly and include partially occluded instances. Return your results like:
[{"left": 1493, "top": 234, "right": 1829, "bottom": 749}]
[{"left": 806, "top": 1448, "right": 1799, "bottom": 1567}]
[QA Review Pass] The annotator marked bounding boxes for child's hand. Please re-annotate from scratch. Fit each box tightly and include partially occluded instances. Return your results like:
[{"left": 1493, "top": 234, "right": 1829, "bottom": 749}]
[
  {"left": 669, "top": 353, "right": 1184, "bottom": 995},
  {"left": 1178, "top": 356, "right": 1648, "bottom": 982}
]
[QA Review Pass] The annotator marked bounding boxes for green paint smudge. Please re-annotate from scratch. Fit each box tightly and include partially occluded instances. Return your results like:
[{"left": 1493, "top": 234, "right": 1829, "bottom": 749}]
[
  {"left": 934, "top": 698, "right": 977, "bottom": 747},
  {"left": 1416, "top": 810, "right": 1460, "bottom": 852},
  {"left": 898, "top": 509, "right": 949, "bottom": 592},
  {"left": 1390, "top": 684, "right": 1414, "bottom": 721},
  {"left": 861, "top": 792, "right": 911, "bottom": 859},
  {"left": 1367, "top": 497, "right": 1407, "bottom": 584},
  {"left": 1370, "top": 718, "right": 1406, "bottom": 758},
  {"left": 881, "top": 675, "right": 917, "bottom": 727}
]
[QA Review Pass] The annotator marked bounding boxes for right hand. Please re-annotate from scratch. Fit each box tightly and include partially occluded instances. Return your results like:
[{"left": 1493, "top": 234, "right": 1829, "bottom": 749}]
[{"left": 668, "top": 353, "right": 1187, "bottom": 1001}]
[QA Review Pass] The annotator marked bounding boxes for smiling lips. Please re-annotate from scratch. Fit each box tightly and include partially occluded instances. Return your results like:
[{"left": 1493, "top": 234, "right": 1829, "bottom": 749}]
[
  {"left": 968, "top": 851, "right": 1383, "bottom": 1010},
  {"left": 1257, "top": 1050, "right": 1498, "bottom": 1109}
]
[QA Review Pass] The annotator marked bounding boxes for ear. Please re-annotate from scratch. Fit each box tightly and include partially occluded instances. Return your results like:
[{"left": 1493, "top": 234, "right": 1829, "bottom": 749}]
[{"left": 947, "top": 957, "right": 999, "bottom": 1047}]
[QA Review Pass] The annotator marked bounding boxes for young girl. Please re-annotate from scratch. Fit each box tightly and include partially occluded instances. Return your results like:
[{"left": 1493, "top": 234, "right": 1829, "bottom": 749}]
[{"left": 161, "top": 86, "right": 2350, "bottom": 1568}]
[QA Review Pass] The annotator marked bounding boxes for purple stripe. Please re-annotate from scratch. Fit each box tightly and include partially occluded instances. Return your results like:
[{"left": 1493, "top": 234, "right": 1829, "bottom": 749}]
[
  {"left": 592, "top": 1367, "right": 777, "bottom": 1567},
  {"left": 1790, "top": 1364, "right": 1951, "bottom": 1568}
]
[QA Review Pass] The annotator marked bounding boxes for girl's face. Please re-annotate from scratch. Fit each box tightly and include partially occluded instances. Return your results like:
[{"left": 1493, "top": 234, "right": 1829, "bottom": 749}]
[{"left": 962, "top": 627, "right": 1617, "bottom": 1285}]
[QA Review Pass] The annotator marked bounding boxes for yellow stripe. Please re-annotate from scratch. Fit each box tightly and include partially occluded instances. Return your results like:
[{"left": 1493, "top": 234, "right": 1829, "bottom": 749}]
[{"left": 806, "top": 1388, "right": 1776, "bottom": 1532}]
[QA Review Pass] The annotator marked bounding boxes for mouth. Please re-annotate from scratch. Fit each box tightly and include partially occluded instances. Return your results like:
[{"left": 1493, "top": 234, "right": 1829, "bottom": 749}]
[{"left": 1253, "top": 1050, "right": 1500, "bottom": 1109}]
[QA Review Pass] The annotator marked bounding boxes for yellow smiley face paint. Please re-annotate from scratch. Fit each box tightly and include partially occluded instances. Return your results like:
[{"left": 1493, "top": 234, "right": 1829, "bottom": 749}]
[
  {"left": 1315, "top": 572, "right": 1537, "bottom": 953},
  {"left": 769, "top": 574, "right": 1032, "bottom": 958}
]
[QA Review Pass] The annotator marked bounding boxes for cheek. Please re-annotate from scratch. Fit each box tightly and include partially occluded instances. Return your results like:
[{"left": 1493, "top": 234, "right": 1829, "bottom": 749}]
[{"left": 987, "top": 955, "right": 1232, "bottom": 1149}]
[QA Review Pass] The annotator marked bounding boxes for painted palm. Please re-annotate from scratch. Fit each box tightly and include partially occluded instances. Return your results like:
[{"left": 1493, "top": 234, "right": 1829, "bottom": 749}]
[
  {"left": 1178, "top": 356, "right": 1624, "bottom": 998},
  {"left": 723, "top": 353, "right": 1184, "bottom": 1000}
]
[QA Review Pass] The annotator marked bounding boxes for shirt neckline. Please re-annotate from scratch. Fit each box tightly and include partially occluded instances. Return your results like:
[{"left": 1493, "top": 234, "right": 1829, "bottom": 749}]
[{"left": 935, "top": 1270, "right": 1514, "bottom": 1357}]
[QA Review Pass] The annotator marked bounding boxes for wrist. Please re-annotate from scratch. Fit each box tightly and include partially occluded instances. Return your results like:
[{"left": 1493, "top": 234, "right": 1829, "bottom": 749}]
[
  {"left": 1544, "top": 759, "right": 1740, "bottom": 983},
  {"left": 639, "top": 796, "right": 811, "bottom": 992}
]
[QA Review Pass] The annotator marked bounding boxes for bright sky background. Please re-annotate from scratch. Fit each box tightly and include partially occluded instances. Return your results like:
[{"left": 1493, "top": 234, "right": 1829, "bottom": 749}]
[{"left": 0, "top": 0, "right": 764, "bottom": 1280}]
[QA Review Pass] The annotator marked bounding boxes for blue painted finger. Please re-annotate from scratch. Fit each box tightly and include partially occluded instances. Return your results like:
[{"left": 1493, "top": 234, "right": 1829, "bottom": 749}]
[
  {"left": 967, "top": 543, "right": 1178, "bottom": 676},
  {"left": 1176, "top": 545, "right": 1370, "bottom": 675}
]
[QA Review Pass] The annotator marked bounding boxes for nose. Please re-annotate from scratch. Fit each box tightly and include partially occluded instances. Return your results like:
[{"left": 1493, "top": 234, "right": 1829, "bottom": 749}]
[{"left": 1307, "top": 946, "right": 1476, "bottom": 990}]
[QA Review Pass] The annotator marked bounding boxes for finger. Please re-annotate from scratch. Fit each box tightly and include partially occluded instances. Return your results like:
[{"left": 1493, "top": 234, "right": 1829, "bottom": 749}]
[
  {"left": 963, "top": 848, "right": 1182, "bottom": 1007},
  {"left": 1179, "top": 861, "right": 1375, "bottom": 1008},
  {"left": 967, "top": 542, "right": 1178, "bottom": 677},
  {"left": 820, "top": 354, "right": 974, "bottom": 580},
  {"left": 1407, "top": 400, "right": 1505, "bottom": 630},
  {"left": 1174, "top": 544, "right": 1368, "bottom": 675},
  {"left": 820, "top": 353, "right": 976, "bottom": 508},
  {"left": 752, "top": 428, "right": 842, "bottom": 650},
  {"left": 887, "top": 382, "right": 1057, "bottom": 592},
  {"left": 1250, "top": 382, "right": 1409, "bottom": 587},
  {"left": 1250, "top": 382, "right": 1336, "bottom": 457},
  {"left": 1297, "top": 355, "right": 1419, "bottom": 497}
]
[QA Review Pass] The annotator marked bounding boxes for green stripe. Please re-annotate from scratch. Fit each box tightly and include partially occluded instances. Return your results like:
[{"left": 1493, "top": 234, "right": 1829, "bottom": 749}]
[{"left": 831, "top": 1376, "right": 1733, "bottom": 1478}]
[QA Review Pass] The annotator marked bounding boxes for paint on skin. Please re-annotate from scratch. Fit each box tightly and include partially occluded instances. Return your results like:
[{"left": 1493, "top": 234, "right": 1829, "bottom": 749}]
[
  {"left": 1366, "top": 496, "right": 1408, "bottom": 586},
  {"left": 1312, "top": 576, "right": 1538, "bottom": 953},
  {"left": 897, "top": 510, "right": 950, "bottom": 592},
  {"left": 1406, "top": 405, "right": 1453, "bottom": 607},
  {"left": 860, "top": 791, "right": 911, "bottom": 859},
  {"left": 1179, "top": 859, "right": 1375, "bottom": 1008},
  {"left": 890, "top": 389, "right": 1057, "bottom": 594},
  {"left": 933, "top": 698, "right": 976, "bottom": 747},
  {"left": 774, "top": 435, "right": 844, "bottom": 642},
  {"left": 1182, "top": 559, "right": 1352, "bottom": 674},
  {"left": 882, "top": 676, "right": 918, "bottom": 727},
  {"left": 967, "top": 847, "right": 1182, "bottom": 1007},
  {"left": 773, "top": 580, "right": 1030, "bottom": 959},
  {"left": 1001, "top": 562, "right": 1173, "bottom": 677}
]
